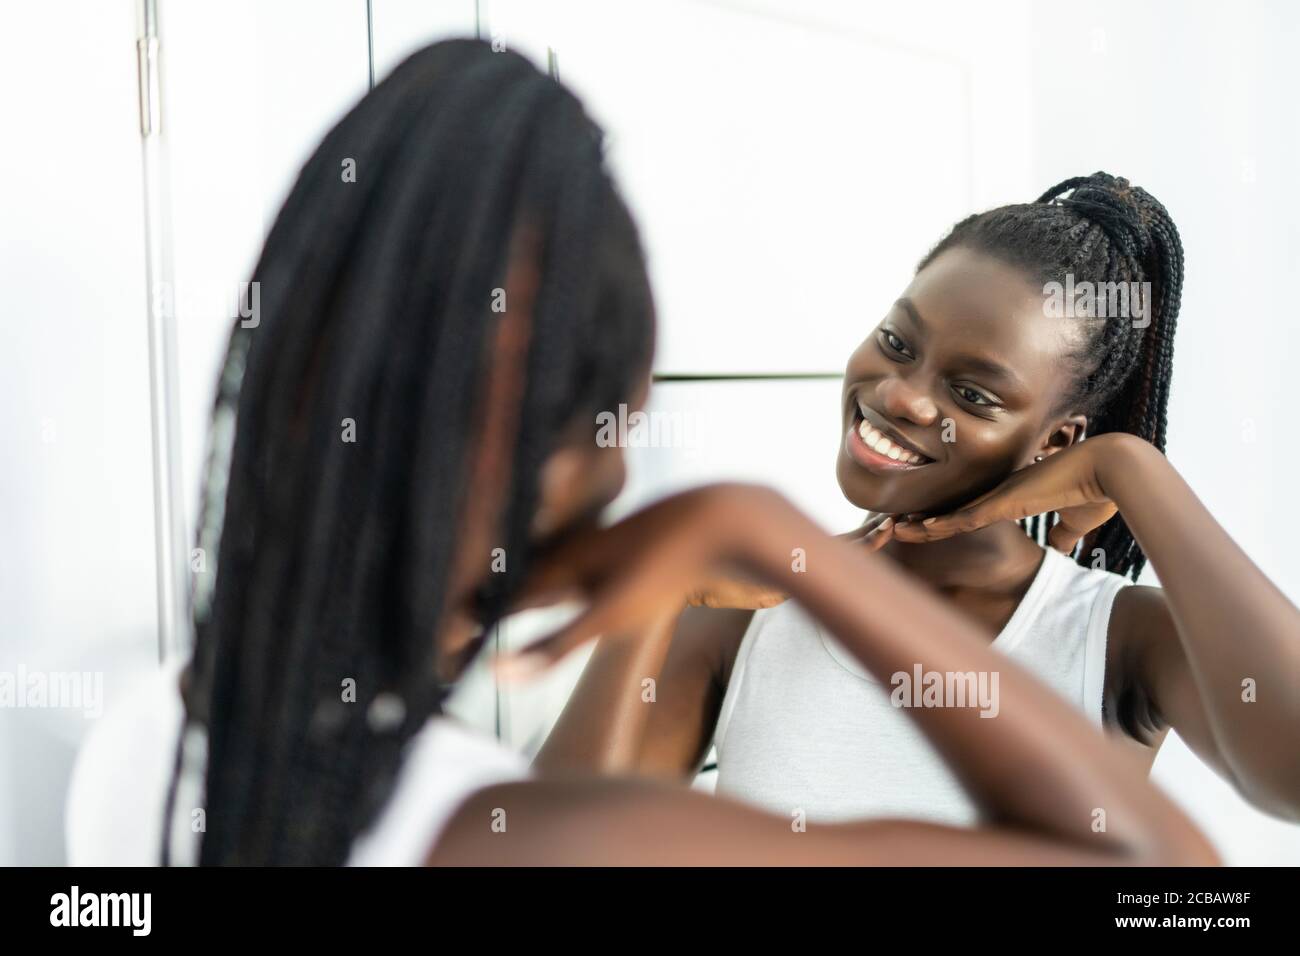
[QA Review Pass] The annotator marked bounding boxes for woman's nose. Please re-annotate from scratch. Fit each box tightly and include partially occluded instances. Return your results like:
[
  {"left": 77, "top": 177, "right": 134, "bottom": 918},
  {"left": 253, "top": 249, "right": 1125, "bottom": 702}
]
[{"left": 876, "top": 376, "right": 939, "bottom": 427}]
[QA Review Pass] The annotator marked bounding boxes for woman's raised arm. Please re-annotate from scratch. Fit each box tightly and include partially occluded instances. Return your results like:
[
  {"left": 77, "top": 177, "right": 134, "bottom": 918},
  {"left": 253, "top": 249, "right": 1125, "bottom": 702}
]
[{"left": 430, "top": 485, "right": 1217, "bottom": 866}]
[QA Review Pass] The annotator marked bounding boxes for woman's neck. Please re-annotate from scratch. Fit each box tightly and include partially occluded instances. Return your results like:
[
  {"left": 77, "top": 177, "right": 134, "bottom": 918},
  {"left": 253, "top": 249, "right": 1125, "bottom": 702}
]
[{"left": 882, "top": 519, "right": 1046, "bottom": 596}]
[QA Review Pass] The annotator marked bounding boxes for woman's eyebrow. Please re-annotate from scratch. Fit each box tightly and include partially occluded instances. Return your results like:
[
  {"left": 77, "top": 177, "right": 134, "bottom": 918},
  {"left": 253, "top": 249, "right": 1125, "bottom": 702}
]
[
  {"left": 895, "top": 297, "right": 1026, "bottom": 392},
  {"left": 955, "top": 354, "right": 1026, "bottom": 393},
  {"left": 894, "top": 298, "right": 927, "bottom": 337}
]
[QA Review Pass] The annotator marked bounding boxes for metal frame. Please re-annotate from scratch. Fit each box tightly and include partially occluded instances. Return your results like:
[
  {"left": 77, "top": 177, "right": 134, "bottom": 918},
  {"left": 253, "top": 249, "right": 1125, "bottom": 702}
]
[{"left": 137, "top": 0, "right": 188, "bottom": 663}]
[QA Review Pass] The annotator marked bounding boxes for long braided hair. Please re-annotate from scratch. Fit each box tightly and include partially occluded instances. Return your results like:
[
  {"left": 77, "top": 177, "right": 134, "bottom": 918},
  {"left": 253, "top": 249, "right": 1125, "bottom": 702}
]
[
  {"left": 167, "top": 39, "right": 654, "bottom": 865},
  {"left": 919, "top": 172, "right": 1184, "bottom": 581}
]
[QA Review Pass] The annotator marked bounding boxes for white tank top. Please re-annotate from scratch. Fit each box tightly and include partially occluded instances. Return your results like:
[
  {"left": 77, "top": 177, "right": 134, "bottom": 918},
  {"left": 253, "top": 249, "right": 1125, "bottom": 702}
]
[{"left": 712, "top": 546, "right": 1128, "bottom": 827}]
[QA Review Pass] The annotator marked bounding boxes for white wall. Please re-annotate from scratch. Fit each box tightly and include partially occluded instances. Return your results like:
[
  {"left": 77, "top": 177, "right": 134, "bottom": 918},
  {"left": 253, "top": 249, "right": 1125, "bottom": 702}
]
[
  {"left": 2, "top": 0, "right": 1297, "bottom": 865},
  {"left": 0, "top": 0, "right": 155, "bottom": 867},
  {"left": 1027, "top": 0, "right": 1300, "bottom": 866}
]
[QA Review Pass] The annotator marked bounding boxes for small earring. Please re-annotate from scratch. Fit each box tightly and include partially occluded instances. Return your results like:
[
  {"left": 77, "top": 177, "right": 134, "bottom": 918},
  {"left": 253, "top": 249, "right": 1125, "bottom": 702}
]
[{"left": 1034, "top": 455, "right": 1044, "bottom": 463}]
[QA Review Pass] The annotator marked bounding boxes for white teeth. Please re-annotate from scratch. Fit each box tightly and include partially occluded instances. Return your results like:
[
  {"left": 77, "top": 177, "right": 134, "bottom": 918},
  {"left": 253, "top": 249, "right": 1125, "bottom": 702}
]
[{"left": 858, "top": 417, "right": 926, "bottom": 466}]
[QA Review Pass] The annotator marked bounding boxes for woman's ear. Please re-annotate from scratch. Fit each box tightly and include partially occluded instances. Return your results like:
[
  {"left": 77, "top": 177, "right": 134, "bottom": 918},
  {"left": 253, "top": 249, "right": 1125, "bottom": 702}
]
[{"left": 1034, "top": 414, "right": 1088, "bottom": 462}]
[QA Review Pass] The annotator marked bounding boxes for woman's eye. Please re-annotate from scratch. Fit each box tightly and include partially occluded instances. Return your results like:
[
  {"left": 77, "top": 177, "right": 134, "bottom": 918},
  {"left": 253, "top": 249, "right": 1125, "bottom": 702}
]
[
  {"left": 954, "top": 384, "right": 995, "bottom": 407},
  {"left": 880, "top": 330, "right": 910, "bottom": 357}
]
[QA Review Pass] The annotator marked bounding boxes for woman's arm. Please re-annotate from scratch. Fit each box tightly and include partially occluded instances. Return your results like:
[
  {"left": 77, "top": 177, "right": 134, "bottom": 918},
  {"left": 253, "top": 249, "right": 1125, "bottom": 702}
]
[
  {"left": 431, "top": 774, "right": 1204, "bottom": 866},
  {"left": 531, "top": 517, "right": 895, "bottom": 779},
  {"left": 532, "top": 605, "right": 750, "bottom": 779},
  {"left": 434, "top": 485, "right": 1216, "bottom": 865},
  {"left": 530, "top": 609, "right": 681, "bottom": 775},
  {"left": 895, "top": 433, "right": 1300, "bottom": 820},
  {"left": 1100, "top": 436, "right": 1300, "bottom": 819},
  {"left": 741, "top": 485, "right": 1209, "bottom": 858}
]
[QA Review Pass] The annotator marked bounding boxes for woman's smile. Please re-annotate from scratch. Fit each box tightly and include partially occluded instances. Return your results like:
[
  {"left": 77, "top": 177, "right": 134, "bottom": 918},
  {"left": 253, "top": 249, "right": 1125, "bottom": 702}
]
[{"left": 846, "top": 397, "right": 936, "bottom": 474}]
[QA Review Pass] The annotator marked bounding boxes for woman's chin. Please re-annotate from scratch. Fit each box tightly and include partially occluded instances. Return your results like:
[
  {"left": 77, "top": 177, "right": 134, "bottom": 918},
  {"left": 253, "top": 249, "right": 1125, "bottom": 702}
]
[
  {"left": 835, "top": 462, "right": 950, "bottom": 519},
  {"left": 836, "top": 461, "right": 901, "bottom": 515}
]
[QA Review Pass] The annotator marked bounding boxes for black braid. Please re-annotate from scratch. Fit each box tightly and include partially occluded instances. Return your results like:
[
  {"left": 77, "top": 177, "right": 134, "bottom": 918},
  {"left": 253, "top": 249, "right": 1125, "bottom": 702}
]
[
  {"left": 166, "top": 39, "right": 653, "bottom": 865},
  {"left": 919, "top": 172, "right": 1184, "bottom": 581}
]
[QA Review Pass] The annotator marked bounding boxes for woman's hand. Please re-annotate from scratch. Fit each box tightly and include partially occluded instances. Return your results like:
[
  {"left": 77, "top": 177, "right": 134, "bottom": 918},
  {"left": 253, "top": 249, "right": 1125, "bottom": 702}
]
[
  {"left": 844, "top": 512, "right": 903, "bottom": 553},
  {"left": 501, "top": 484, "right": 787, "bottom": 672},
  {"left": 891, "top": 435, "right": 1142, "bottom": 553},
  {"left": 609, "top": 508, "right": 905, "bottom": 613},
  {"left": 683, "top": 513, "right": 900, "bottom": 608}
]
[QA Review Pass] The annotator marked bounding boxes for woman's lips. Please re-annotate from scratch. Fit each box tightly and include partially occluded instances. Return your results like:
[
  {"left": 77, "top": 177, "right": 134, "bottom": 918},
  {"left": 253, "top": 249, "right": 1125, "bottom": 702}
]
[{"left": 845, "top": 412, "right": 935, "bottom": 474}]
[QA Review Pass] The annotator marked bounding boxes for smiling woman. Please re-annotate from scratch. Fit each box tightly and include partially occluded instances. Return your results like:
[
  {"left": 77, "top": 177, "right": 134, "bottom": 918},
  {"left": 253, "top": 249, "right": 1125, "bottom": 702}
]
[
  {"left": 62, "top": 42, "right": 1207, "bottom": 869},
  {"left": 836, "top": 242, "right": 1097, "bottom": 522},
  {"left": 547, "top": 171, "right": 1300, "bottom": 835},
  {"left": 10, "top": 0, "right": 1300, "bottom": 889}
]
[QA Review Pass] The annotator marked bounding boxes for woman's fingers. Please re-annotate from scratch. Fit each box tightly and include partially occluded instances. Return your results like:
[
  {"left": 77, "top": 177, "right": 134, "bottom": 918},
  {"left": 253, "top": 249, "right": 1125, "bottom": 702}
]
[
  {"left": 496, "top": 580, "right": 682, "bottom": 680},
  {"left": 1047, "top": 521, "right": 1081, "bottom": 555},
  {"left": 892, "top": 488, "right": 1048, "bottom": 541},
  {"left": 507, "top": 548, "right": 695, "bottom": 677},
  {"left": 494, "top": 600, "right": 613, "bottom": 679},
  {"left": 1047, "top": 505, "right": 1113, "bottom": 555},
  {"left": 839, "top": 513, "right": 900, "bottom": 550},
  {"left": 892, "top": 497, "right": 1113, "bottom": 549},
  {"left": 494, "top": 624, "right": 596, "bottom": 679},
  {"left": 892, "top": 507, "right": 988, "bottom": 542},
  {"left": 837, "top": 517, "right": 881, "bottom": 544},
  {"left": 863, "top": 516, "right": 896, "bottom": 552}
]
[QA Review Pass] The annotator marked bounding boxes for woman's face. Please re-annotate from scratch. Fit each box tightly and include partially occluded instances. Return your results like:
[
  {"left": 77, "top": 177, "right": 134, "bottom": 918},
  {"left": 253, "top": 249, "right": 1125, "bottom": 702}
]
[
  {"left": 836, "top": 246, "right": 1086, "bottom": 517},
  {"left": 530, "top": 371, "right": 652, "bottom": 541}
]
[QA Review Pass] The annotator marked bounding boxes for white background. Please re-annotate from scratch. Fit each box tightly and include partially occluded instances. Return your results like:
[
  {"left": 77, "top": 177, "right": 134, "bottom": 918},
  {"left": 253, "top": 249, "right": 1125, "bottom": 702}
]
[{"left": 1, "top": 0, "right": 1297, "bottom": 864}]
